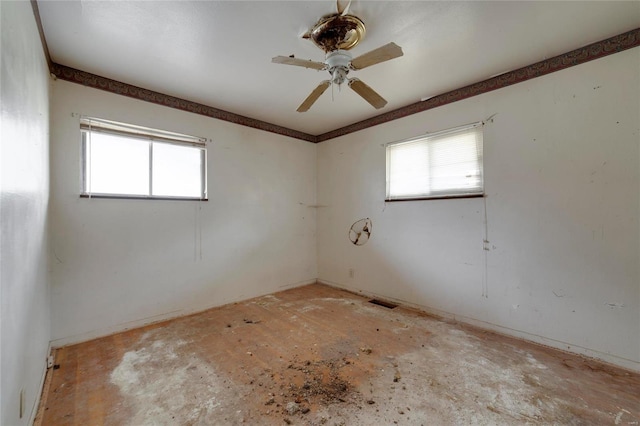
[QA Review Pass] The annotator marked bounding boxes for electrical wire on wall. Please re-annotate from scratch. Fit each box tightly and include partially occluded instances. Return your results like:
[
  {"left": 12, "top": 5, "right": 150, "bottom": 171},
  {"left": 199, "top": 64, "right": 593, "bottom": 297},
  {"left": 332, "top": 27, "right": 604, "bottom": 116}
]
[
  {"left": 194, "top": 203, "right": 202, "bottom": 262},
  {"left": 482, "top": 195, "right": 489, "bottom": 299},
  {"left": 480, "top": 113, "right": 496, "bottom": 299}
]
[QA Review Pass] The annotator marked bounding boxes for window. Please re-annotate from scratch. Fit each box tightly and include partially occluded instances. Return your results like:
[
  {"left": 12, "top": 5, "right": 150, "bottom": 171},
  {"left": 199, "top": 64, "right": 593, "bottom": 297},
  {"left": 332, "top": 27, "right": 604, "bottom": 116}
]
[
  {"left": 386, "top": 123, "right": 483, "bottom": 200},
  {"left": 81, "top": 117, "right": 207, "bottom": 200}
]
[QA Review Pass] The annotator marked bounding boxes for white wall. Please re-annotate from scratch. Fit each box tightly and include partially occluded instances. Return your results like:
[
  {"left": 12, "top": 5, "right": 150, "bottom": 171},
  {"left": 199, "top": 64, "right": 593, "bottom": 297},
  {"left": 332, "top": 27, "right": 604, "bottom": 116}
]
[
  {"left": 317, "top": 48, "right": 640, "bottom": 371},
  {"left": 1, "top": 1, "right": 51, "bottom": 424},
  {"left": 50, "top": 81, "right": 317, "bottom": 344}
]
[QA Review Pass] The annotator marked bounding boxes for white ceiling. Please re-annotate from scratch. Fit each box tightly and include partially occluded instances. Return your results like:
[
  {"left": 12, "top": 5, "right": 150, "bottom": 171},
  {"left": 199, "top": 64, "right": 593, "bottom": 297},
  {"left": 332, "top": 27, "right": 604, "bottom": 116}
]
[{"left": 38, "top": 1, "right": 640, "bottom": 136}]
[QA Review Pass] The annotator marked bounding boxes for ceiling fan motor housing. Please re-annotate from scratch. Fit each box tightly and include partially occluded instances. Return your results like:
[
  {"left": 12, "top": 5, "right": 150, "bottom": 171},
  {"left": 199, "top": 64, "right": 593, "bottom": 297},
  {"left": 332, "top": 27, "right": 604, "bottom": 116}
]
[{"left": 326, "top": 50, "right": 352, "bottom": 85}]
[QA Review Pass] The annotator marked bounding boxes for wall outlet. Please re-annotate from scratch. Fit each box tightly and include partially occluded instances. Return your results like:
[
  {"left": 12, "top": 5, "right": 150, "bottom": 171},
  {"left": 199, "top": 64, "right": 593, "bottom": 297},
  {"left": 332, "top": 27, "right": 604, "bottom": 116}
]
[
  {"left": 47, "top": 355, "right": 54, "bottom": 369},
  {"left": 348, "top": 268, "right": 355, "bottom": 279}
]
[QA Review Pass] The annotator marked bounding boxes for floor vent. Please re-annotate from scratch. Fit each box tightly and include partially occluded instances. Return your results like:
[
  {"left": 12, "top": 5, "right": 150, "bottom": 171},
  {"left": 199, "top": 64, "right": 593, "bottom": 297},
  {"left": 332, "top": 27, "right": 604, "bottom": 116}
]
[{"left": 369, "top": 299, "right": 398, "bottom": 309}]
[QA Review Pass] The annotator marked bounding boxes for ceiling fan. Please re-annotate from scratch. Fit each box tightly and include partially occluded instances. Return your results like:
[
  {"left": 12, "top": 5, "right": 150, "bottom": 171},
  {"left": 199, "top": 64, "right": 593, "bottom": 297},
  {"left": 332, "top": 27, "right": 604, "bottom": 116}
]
[{"left": 272, "top": 1, "right": 404, "bottom": 112}]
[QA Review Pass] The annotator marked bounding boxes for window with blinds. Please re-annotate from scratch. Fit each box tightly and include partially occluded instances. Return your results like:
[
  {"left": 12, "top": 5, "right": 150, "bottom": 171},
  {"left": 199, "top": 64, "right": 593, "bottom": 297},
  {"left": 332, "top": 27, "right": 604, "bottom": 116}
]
[
  {"left": 80, "top": 117, "right": 207, "bottom": 200},
  {"left": 386, "top": 123, "right": 483, "bottom": 200}
]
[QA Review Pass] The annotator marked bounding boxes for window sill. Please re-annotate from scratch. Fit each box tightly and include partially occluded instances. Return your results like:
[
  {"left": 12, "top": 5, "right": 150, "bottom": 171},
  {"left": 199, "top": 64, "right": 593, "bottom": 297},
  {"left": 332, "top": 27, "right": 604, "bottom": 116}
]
[
  {"left": 80, "top": 194, "right": 208, "bottom": 201},
  {"left": 385, "top": 193, "right": 484, "bottom": 202}
]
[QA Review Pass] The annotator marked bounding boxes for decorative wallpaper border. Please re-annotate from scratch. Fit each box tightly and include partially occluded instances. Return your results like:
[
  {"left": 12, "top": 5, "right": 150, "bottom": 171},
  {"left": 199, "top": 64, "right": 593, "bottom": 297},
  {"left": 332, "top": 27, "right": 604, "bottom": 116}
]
[
  {"left": 47, "top": 25, "right": 638, "bottom": 144},
  {"left": 316, "top": 27, "right": 640, "bottom": 142},
  {"left": 50, "top": 64, "right": 317, "bottom": 143}
]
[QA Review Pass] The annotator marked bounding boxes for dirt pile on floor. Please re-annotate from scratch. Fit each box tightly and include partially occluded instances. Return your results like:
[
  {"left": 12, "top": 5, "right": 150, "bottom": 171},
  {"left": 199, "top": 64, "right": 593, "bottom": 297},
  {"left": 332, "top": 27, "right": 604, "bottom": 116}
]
[
  {"left": 260, "top": 355, "right": 363, "bottom": 422},
  {"left": 284, "top": 358, "right": 353, "bottom": 405}
]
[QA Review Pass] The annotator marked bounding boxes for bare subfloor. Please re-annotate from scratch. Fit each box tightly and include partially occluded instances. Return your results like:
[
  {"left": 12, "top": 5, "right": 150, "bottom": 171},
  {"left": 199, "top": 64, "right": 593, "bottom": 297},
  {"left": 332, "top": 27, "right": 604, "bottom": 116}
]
[{"left": 37, "top": 284, "right": 639, "bottom": 425}]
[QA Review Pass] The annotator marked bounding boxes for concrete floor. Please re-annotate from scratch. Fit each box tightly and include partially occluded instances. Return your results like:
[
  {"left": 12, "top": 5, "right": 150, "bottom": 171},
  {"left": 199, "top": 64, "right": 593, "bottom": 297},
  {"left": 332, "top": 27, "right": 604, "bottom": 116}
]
[{"left": 37, "top": 284, "right": 639, "bottom": 425}]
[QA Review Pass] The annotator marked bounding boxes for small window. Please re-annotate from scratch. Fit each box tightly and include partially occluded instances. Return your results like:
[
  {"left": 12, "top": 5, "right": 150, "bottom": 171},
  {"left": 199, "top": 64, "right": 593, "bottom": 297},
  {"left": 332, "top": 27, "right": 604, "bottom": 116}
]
[
  {"left": 80, "top": 117, "right": 207, "bottom": 200},
  {"left": 386, "top": 123, "right": 483, "bottom": 201}
]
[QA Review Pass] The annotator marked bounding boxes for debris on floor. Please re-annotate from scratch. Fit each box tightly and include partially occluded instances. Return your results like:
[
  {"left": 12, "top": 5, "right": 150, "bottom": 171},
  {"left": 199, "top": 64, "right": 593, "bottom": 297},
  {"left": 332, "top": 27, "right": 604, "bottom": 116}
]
[{"left": 36, "top": 284, "right": 640, "bottom": 426}]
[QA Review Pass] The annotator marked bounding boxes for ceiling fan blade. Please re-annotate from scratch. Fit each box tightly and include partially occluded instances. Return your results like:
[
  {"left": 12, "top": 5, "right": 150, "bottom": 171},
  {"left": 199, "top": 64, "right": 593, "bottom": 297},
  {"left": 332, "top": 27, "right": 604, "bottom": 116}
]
[
  {"left": 297, "top": 80, "right": 331, "bottom": 112},
  {"left": 272, "top": 56, "right": 326, "bottom": 71},
  {"left": 350, "top": 42, "right": 403, "bottom": 70},
  {"left": 348, "top": 79, "right": 387, "bottom": 109},
  {"left": 337, "top": 0, "right": 351, "bottom": 15}
]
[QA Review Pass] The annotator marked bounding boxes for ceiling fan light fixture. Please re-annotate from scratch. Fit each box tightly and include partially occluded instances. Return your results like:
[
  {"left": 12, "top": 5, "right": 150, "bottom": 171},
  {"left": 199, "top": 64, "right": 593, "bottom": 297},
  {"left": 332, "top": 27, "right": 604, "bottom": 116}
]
[
  {"left": 326, "top": 50, "right": 352, "bottom": 85},
  {"left": 331, "top": 67, "right": 349, "bottom": 86}
]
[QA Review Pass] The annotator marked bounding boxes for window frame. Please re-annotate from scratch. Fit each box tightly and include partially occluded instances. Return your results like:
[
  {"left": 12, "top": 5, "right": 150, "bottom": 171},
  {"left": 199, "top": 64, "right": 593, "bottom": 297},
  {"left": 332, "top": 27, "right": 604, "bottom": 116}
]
[
  {"left": 80, "top": 117, "right": 208, "bottom": 201},
  {"left": 385, "top": 122, "right": 484, "bottom": 202}
]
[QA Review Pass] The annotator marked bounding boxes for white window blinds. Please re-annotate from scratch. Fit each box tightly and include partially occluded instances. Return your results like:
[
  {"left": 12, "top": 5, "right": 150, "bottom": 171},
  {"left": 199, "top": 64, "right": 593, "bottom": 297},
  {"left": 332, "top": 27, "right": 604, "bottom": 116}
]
[
  {"left": 386, "top": 123, "right": 483, "bottom": 200},
  {"left": 80, "top": 117, "right": 207, "bottom": 200}
]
